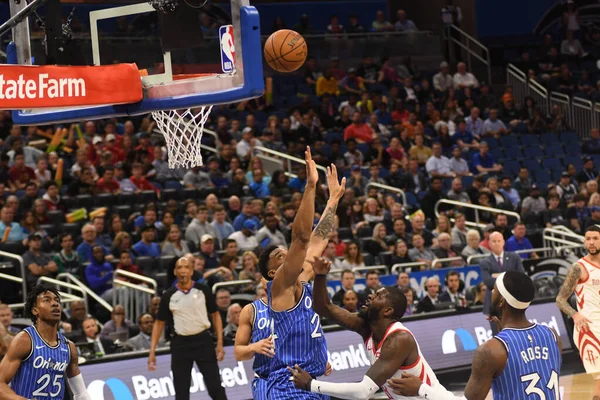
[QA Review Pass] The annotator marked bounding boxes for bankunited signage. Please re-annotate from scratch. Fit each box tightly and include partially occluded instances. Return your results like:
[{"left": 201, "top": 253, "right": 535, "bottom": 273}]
[{"left": 83, "top": 303, "right": 571, "bottom": 400}]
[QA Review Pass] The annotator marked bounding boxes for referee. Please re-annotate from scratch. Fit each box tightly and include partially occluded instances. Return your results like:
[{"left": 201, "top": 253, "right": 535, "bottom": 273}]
[{"left": 148, "top": 257, "right": 227, "bottom": 400}]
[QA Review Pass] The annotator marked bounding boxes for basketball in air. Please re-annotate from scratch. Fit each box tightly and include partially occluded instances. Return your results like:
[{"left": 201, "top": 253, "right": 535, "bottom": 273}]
[{"left": 264, "top": 29, "right": 308, "bottom": 72}]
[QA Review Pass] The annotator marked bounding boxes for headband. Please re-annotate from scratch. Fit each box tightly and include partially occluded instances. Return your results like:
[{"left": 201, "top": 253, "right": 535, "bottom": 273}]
[{"left": 496, "top": 272, "right": 530, "bottom": 310}]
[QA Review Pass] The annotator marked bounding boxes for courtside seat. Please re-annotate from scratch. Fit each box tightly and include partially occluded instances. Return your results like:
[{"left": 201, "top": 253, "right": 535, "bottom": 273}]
[
  {"left": 94, "top": 193, "right": 116, "bottom": 208},
  {"left": 118, "top": 192, "right": 138, "bottom": 205},
  {"left": 47, "top": 210, "right": 65, "bottom": 225},
  {"left": 161, "top": 188, "right": 180, "bottom": 202},
  {"left": 139, "top": 190, "right": 158, "bottom": 204}
]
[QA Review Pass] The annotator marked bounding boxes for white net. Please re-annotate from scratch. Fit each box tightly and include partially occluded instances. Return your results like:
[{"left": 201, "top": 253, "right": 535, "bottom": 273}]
[{"left": 152, "top": 106, "right": 213, "bottom": 169}]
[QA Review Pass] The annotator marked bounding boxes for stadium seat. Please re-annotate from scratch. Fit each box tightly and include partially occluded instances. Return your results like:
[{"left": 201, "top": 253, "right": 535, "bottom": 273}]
[
  {"left": 500, "top": 135, "right": 518, "bottom": 148},
  {"left": 522, "top": 159, "right": 542, "bottom": 174},
  {"left": 118, "top": 192, "right": 138, "bottom": 205},
  {"left": 405, "top": 192, "right": 419, "bottom": 207},
  {"left": 94, "top": 193, "right": 116, "bottom": 208},
  {"left": 40, "top": 224, "right": 58, "bottom": 238},
  {"left": 164, "top": 181, "right": 183, "bottom": 191},
  {"left": 564, "top": 142, "right": 581, "bottom": 156},
  {"left": 544, "top": 144, "right": 564, "bottom": 157},
  {"left": 484, "top": 137, "right": 498, "bottom": 148},
  {"left": 541, "top": 158, "right": 562, "bottom": 171},
  {"left": 523, "top": 146, "right": 544, "bottom": 159},
  {"left": 76, "top": 195, "right": 93, "bottom": 210},
  {"left": 139, "top": 190, "right": 158, "bottom": 204},
  {"left": 503, "top": 160, "right": 521, "bottom": 176},
  {"left": 520, "top": 135, "right": 541, "bottom": 147},
  {"left": 358, "top": 238, "right": 371, "bottom": 252},
  {"left": 157, "top": 255, "right": 177, "bottom": 273},
  {"left": 183, "top": 188, "right": 197, "bottom": 200},
  {"left": 338, "top": 227, "right": 354, "bottom": 241},
  {"left": 114, "top": 205, "right": 133, "bottom": 220},
  {"left": 504, "top": 146, "right": 524, "bottom": 160},
  {"left": 559, "top": 131, "right": 579, "bottom": 143},
  {"left": 161, "top": 189, "right": 179, "bottom": 202},
  {"left": 357, "top": 226, "right": 372, "bottom": 238},
  {"left": 0, "top": 241, "right": 25, "bottom": 256},
  {"left": 47, "top": 210, "right": 65, "bottom": 225},
  {"left": 533, "top": 170, "right": 551, "bottom": 186},
  {"left": 564, "top": 156, "right": 583, "bottom": 170},
  {"left": 363, "top": 253, "right": 375, "bottom": 266},
  {"left": 541, "top": 133, "right": 559, "bottom": 146},
  {"left": 378, "top": 251, "right": 392, "bottom": 266}
]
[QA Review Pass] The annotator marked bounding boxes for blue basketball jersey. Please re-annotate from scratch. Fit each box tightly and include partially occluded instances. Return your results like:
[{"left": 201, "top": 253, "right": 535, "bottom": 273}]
[
  {"left": 492, "top": 324, "right": 561, "bottom": 400},
  {"left": 11, "top": 326, "right": 71, "bottom": 400},
  {"left": 266, "top": 281, "right": 329, "bottom": 400},
  {"left": 251, "top": 298, "right": 272, "bottom": 378}
]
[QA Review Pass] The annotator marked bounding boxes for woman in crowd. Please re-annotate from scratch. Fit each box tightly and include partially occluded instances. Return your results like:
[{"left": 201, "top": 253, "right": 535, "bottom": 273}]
[
  {"left": 366, "top": 223, "right": 389, "bottom": 255},
  {"left": 477, "top": 191, "right": 494, "bottom": 223},
  {"left": 34, "top": 157, "right": 52, "bottom": 186},
  {"left": 269, "top": 170, "right": 291, "bottom": 198},
  {"left": 228, "top": 168, "right": 249, "bottom": 197},
  {"left": 245, "top": 157, "right": 271, "bottom": 185},
  {"left": 161, "top": 225, "right": 191, "bottom": 258},
  {"left": 330, "top": 229, "right": 346, "bottom": 257},
  {"left": 21, "top": 210, "right": 47, "bottom": 239},
  {"left": 363, "top": 198, "right": 385, "bottom": 223},
  {"left": 238, "top": 251, "right": 259, "bottom": 294},
  {"left": 161, "top": 211, "right": 176, "bottom": 233},
  {"left": 486, "top": 177, "right": 508, "bottom": 208},
  {"left": 432, "top": 214, "right": 452, "bottom": 239},
  {"left": 461, "top": 229, "right": 490, "bottom": 259},
  {"left": 340, "top": 241, "right": 366, "bottom": 270},
  {"left": 472, "top": 282, "right": 487, "bottom": 306},
  {"left": 391, "top": 239, "right": 412, "bottom": 265},
  {"left": 108, "top": 214, "right": 124, "bottom": 240},
  {"left": 112, "top": 232, "right": 134, "bottom": 259},
  {"left": 32, "top": 199, "right": 49, "bottom": 225}
]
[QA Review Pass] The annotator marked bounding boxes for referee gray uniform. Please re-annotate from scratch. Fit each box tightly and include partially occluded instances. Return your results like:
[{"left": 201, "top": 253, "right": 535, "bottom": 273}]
[{"left": 157, "top": 281, "right": 227, "bottom": 400}]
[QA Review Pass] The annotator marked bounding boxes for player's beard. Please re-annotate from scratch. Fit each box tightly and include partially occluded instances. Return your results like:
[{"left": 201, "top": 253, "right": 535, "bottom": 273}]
[
  {"left": 490, "top": 300, "right": 502, "bottom": 319},
  {"left": 358, "top": 304, "right": 380, "bottom": 324},
  {"left": 587, "top": 247, "right": 600, "bottom": 255}
]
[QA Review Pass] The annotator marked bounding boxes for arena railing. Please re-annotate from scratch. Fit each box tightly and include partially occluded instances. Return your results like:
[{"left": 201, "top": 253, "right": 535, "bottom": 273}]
[
  {"left": 113, "top": 269, "right": 158, "bottom": 323},
  {"left": 37, "top": 276, "right": 89, "bottom": 310},
  {"left": 431, "top": 256, "right": 465, "bottom": 269},
  {"left": 212, "top": 279, "right": 254, "bottom": 294},
  {"left": 542, "top": 226, "right": 583, "bottom": 252},
  {"left": 434, "top": 199, "right": 521, "bottom": 227},
  {"left": 391, "top": 261, "right": 428, "bottom": 274},
  {"left": 443, "top": 24, "right": 492, "bottom": 85},
  {"left": 506, "top": 64, "right": 528, "bottom": 107},
  {"left": 253, "top": 146, "right": 328, "bottom": 176},
  {"left": 528, "top": 78, "right": 551, "bottom": 117},
  {"left": 550, "top": 91, "right": 571, "bottom": 125},
  {"left": 55, "top": 272, "right": 114, "bottom": 313},
  {"left": 0, "top": 250, "right": 27, "bottom": 304},
  {"left": 572, "top": 97, "right": 594, "bottom": 140},
  {"left": 514, "top": 246, "right": 554, "bottom": 259},
  {"left": 366, "top": 182, "right": 407, "bottom": 208},
  {"left": 352, "top": 265, "right": 389, "bottom": 275},
  {"left": 466, "top": 253, "right": 489, "bottom": 265}
]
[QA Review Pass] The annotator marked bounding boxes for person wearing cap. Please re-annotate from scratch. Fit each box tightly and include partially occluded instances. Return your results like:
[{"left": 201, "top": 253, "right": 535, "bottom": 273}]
[
  {"left": 104, "top": 133, "right": 125, "bottom": 163},
  {"left": 228, "top": 220, "right": 259, "bottom": 252},
  {"left": 505, "top": 222, "right": 538, "bottom": 260},
  {"left": 347, "top": 164, "right": 368, "bottom": 196},
  {"left": 185, "top": 205, "right": 218, "bottom": 248},
  {"left": 433, "top": 61, "right": 454, "bottom": 92},
  {"left": 521, "top": 184, "right": 547, "bottom": 216},
  {"left": 22, "top": 233, "right": 58, "bottom": 289},
  {"left": 471, "top": 141, "right": 502, "bottom": 174},
  {"left": 133, "top": 225, "right": 161, "bottom": 258},
  {"left": 556, "top": 171, "right": 577, "bottom": 203},
  {"left": 199, "top": 235, "right": 220, "bottom": 270},
  {"left": 584, "top": 206, "right": 600, "bottom": 231},
  {"left": 340, "top": 68, "right": 365, "bottom": 96},
  {"left": 577, "top": 155, "right": 597, "bottom": 184}
]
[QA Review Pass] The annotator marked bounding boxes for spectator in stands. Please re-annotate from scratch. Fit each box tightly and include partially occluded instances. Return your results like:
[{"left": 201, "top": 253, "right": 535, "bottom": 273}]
[
  {"left": 133, "top": 225, "right": 161, "bottom": 258},
  {"left": 432, "top": 233, "right": 464, "bottom": 268},
  {"left": 325, "top": 15, "right": 344, "bottom": 34},
  {"left": 465, "top": 107, "right": 483, "bottom": 138},
  {"left": 0, "top": 206, "right": 25, "bottom": 242},
  {"left": 8, "top": 150, "right": 34, "bottom": 191},
  {"left": 100, "top": 304, "right": 132, "bottom": 339},
  {"left": 80, "top": 316, "right": 115, "bottom": 356},
  {"left": 359, "top": 270, "right": 382, "bottom": 302},
  {"left": 394, "top": 9, "right": 417, "bottom": 32},
  {"left": 77, "top": 224, "right": 112, "bottom": 263},
  {"left": 439, "top": 270, "right": 466, "bottom": 306},
  {"left": 344, "top": 111, "right": 375, "bottom": 144},
  {"left": 451, "top": 213, "right": 469, "bottom": 250},
  {"left": 426, "top": 143, "right": 454, "bottom": 178},
  {"left": 568, "top": 193, "right": 589, "bottom": 233},
  {"left": 447, "top": 177, "right": 470, "bottom": 205},
  {"left": 472, "top": 282, "right": 486, "bottom": 306},
  {"left": 42, "top": 181, "right": 64, "bottom": 212},
  {"left": 222, "top": 303, "right": 243, "bottom": 346},
  {"left": 420, "top": 177, "right": 447, "bottom": 221},
  {"left": 346, "top": 165, "right": 367, "bottom": 196},
  {"left": 490, "top": 213, "right": 511, "bottom": 241},
  {"left": 521, "top": 184, "right": 547, "bottom": 216},
  {"left": 461, "top": 229, "right": 490, "bottom": 258},
  {"left": 498, "top": 176, "right": 520, "bottom": 209},
  {"left": 18, "top": 183, "right": 38, "bottom": 217},
  {"left": 85, "top": 245, "right": 118, "bottom": 301},
  {"left": 578, "top": 156, "right": 597, "bottom": 184},
  {"left": 183, "top": 166, "right": 211, "bottom": 189},
  {"left": 340, "top": 241, "right": 365, "bottom": 270},
  {"left": 408, "top": 233, "right": 434, "bottom": 268},
  {"left": 70, "top": 149, "right": 97, "bottom": 180},
  {"left": 66, "top": 300, "right": 86, "bottom": 335},
  {"left": 53, "top": 233, "right": 83, "bottom": 276},
  {"left": 472, "top": 141, "right": 503, "bottom": 175},
  {"left": 409, "top": 134, "right": 432, "bottom": 167},
  {"left": 332, "top": 269, "right": 356, "bottom": 306},
  {"left": 185, "top": 205, "right": 218, "bottom": 248},
  {"left": 228, "top": 220, "right": 259, "bottom": 251},
  {"left": 432, "top": 215, "right": 452, "bottom": 239},
  {"left": 388, "top": 218, "right": 408, "bottom": 245},
  {"left": 115, "top": 250, "right": 144, "bottom": 284},
  {"left": 583, "top": 128, "right": 600, "bottom": 154},
  {"left": 68, "top": 167, "right": 97, "bottom": 196},
  {"left": 322, "top": 240, "right": 343, "bottom": 270},
  {"left": 347, "top": 13, "right": 365, "bottom": 34},
  {"left": 417, "top": 277, "right": 441, "bottom": 313},
  {"left": 112, "top": 163, "right": 135, "bottom": 193},
  {"left": 215, "top": 288, "right": 232, "bottom": 326},
  {"left": 560, "top": 30, "right": 584, "bottom": 59},
  {"left": 126, "top": 313, "right": 164, "bottom": 351},
  {"left": 23, "top": 233, "right": 58, "bottom": 289},
  {"left": 232, "top": 200, "right": 260, "bottom": 232},
  {"left": 453, "top": 62, "right": 479, "bottom": 89},
  {"left": 256, "top": 212, "right": 287, "bottom": 248},
  {"left": 482, "top": 109, "right": 507, "bottom": 137},
  {"left": 288, "top": 165, "right": 308, "bottom": 193},
  {"left": 433, "top": 61, "right": 454, "bottom": 93},
  {"left": 269, "top": 170, "right": 291, "bottom": 198},
  {"left": 249, "top": 169, "right": 270, "bottom": 197},
  {"left": 34, "top": 158, "right": 51, "bottom": 186},
  {"left": 238, "top": 250, "right": 258, "bottom": 290},
  {"left": 366, "top": 223, "right": 389, "bottom": 255},
  {"left": 372, "top": 10, "right": 394, "bottom": 31},
  {"left": 209, "top": 205, "right": 233, "bottom": 244},
  {"left": 584, "top": 206, "right": 600, "bottom": 231},
  {"left": 363, "top": 198, "right": 384, "bottom": 223},
  {"left": 161, "top": 225, "right": 190, "bottom": 258},
  {"left": 0, "top": 303, "right": 18, "bottom": 336},
  {"left": 340, "top": 68, "right": 365, "bottom": 96},
  {"left": 92, "top": 216, "right": 112, "bottom": 249},
  {"left": 385, "top": 163, "right": 403, "bottom": 188},
  {"left": 543, "top": 193, "right": 567, "bottom": 228},
  {"left": 400, "top": 160, "right": 426, "bottom": 195},
  {"left": 316, "top": 68, "right": 339, "bottom": 97},
  {"left": 341, "top": 291, "right": 359, "bottom": 313},
  {"left": 505, "top": 222, "right": 538, "bottom": 259},
  {"left": 402, "top": 287, "right": 415, "bottom": 316},
  {"left": 112, "top": 231, "right": 133, "bottom": 260},
  {"left": 391, "top": 239, "right": 411, "bottom": 265}
]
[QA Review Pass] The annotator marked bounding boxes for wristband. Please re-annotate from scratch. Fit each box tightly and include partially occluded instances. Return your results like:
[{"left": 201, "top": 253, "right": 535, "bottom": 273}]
[{"left": 418, "top": 383, "right": 427, "bottom": 397}]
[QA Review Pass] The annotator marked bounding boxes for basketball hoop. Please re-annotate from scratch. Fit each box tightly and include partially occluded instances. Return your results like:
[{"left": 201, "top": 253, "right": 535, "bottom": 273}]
[{"left": 152, "top": 106, "right": 213, "bottom": 169}]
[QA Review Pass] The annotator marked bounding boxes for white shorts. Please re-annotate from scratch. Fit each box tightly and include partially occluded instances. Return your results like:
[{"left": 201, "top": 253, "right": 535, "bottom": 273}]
[{"left": 574, "top": 323, "right": 600, "bottom": 375}]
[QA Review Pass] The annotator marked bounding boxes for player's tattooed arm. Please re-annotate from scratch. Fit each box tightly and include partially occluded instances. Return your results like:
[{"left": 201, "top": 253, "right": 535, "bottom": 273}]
[
  {"left": 313, "top": 207, "right": 336, "bottom": 240},
  {"left": 556, "top": 262, "right": 582, "bottom": 318},
  {"left": 462, "top": 339, "right": 506, "bottom": 400}
]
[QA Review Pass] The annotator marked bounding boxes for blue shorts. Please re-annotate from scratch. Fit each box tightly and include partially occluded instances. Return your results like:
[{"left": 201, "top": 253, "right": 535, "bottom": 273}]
[
  {"left": 252, "top": 377, "right": 268, "bottom": 399},
  {"left": 266, "top": 378, "right": 330, "bottom": 400}
]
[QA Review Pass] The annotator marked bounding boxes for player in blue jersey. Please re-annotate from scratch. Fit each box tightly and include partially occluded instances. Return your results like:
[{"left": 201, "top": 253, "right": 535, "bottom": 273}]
[
  {"left": 388, "top": 271, "right": 562, "bottom": 400},
  {"left": 0, "top": 282, "right": 93, "bottom": 400},
  {"left": 234, "top": 285, "right": 274, "bottom": 399},
  {"left": 258, "top": 148, "right": 346, "bottom": 400}
]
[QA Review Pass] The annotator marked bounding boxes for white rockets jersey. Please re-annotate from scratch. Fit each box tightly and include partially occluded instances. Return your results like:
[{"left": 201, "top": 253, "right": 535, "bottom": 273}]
[
  {"left": 365, "top": 321, "right": 440, "bottom": 399},
  {"left": 574, "top": 257, "right": 600, "bottom": 374}
]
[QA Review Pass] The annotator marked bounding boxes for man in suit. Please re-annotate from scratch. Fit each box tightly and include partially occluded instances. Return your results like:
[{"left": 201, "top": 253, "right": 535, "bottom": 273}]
[
  {"left": 332, "top": 269, "right": 356, "bottom": 306},
  {"left": 358, "top": 270, "right": 381, "bottom": 304},
  {"left": 416, "top": 276, "right": 441, "bottom": 313},
  {"left": 126, "top": 313, "right": 165, "bottom": 351},
  {"left": 479, "top": 231, "right": 524, "bottom": 317},
  {"left": 438, "top": 270, "right": 466, "bottom": 307}
]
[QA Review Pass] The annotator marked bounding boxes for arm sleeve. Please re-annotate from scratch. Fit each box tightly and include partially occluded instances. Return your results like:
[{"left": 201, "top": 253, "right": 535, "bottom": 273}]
[
  {"left": 309, "top": 375, "right": 379, "bottom": 400},
  {"left": 203, "top": 284, "right": 218, "bottom": 314},
  {"left": 418, "top": 383, "right": 467, "bottom": 400},
  {"left": 67, "top": 374, "right": 93, "bottom": 400}
]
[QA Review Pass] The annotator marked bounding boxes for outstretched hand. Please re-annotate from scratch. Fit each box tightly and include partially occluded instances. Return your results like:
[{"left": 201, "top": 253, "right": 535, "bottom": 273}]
[
  {"left": 326, "top": 164, "right": 346, "bottom": 201},
  {"left": 386, "top": 372, "right": 422, "bottom": 396},
  {"left": 308, "top": 256, "right": 332, "bottom": 276},
  {"left": 287, "top": 364, "right": 313, "bottom": 391},
  {"left": 305, "top": 147, "right": 319, "bottom": 186}
]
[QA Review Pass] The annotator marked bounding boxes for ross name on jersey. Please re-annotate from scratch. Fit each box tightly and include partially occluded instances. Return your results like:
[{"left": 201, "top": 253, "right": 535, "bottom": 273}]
[
  {"left": 32, "top": 355, "right": 68, "bottom": 372},
  {"left": 520, "top": 346, "right": 549, "bottom": 363}
]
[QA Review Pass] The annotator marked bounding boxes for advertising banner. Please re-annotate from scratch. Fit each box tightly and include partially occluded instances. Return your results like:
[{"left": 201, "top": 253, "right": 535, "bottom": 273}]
[
  {"left": 326, "top": 266, "right": 483, "bottom": 299},
  {"left": 82, "top": 302, "right": 569, "bottom": 400}
]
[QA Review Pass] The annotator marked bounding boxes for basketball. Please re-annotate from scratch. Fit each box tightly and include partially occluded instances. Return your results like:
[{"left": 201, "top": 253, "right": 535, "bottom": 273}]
[{"left": 264, "top": 29, "right": 308, "bottom": 72}]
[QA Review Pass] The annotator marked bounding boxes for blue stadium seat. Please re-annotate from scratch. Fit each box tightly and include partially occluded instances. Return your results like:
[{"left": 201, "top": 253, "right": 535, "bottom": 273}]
[
  {"left": 490, "top": 147, "right": 504, "bottom": 160},
  {"left": 521, "top": 135, "right": 541, "bottom": 147},
  {"left": 544, "top": 144, "right": 565, "bottom": 157},
  {"left": 324, "top": 132, "right": 342, "bottom": 144},
  {"left": 484, "top": 137, "right": 499, "bottom": 148},
  {"left": 560, "top": 131, "right": 580, "bottom": 144},
  {"left": 523, "top": 146, "right": 544, "bottom": 159},
  {"left": 405, "top": 192, "right": 419, "bottom": 207},
  {"left": 504, "top": 146, "right": 523, "bottom": 160},
  {"left": 461, "top": 175, "right": 474, "bottom": 189},
  {"left": 522, "top": 159, "right": 542, "bottom": 174},
  {"left": 542, "top": 158, "right": 562, "bottom": 171},
  {"left": 564, "top": 156, "right": 583, "bottom": 170},
  {"left": 564, "top": 142, "right": 581, "bottom": 156},
  {"left": 503, "top": 160, "right": 521, "bottom": 176},
  {"left": 500, "top": 135, "right": 518, "bottom": 148},
  {"left": 541, "top": 133, "right": 560, "bottom": 146},
  {"left": 534, "top": 170, "right": 551, "bottom": 186}
]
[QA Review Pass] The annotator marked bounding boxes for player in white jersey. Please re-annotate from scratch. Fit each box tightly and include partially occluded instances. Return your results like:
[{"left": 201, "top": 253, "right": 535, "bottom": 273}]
[
  {"left": 556, "top": 224, "right": 600, "bottom": 399},
  {"left": 288, "top": 257, "right": 440, "bottom": 400}
]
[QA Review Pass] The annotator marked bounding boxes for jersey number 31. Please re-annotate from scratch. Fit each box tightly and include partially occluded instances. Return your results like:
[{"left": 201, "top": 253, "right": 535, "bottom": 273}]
[{"left": 521, "top": 371, "right": 559, "bottom": 400}]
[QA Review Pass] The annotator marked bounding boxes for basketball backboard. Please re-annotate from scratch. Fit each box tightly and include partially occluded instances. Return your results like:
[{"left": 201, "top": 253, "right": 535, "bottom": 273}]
[{"left": 5, "top": 0, "right": 264, "bottom": 124}]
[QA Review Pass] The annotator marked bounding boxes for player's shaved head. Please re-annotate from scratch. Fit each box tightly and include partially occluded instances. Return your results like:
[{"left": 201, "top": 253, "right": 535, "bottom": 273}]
[{"left": 385, "top": 286, "right": 407, "bottom": 321}]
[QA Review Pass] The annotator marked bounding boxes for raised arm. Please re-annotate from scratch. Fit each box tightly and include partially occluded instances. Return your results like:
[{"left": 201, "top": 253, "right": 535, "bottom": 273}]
[
  {"left": 272, "top": 147, "right": 318, "bottom": 294},
  {"left": 0, "top": 332, "right": 32, "bottom": 400},
  {"left": 311, "top": 257, "right": 369, "bottom": 339},
  {"left": 234, "top": 304, "right": 275, "bottom": 361},
  {"left": 300, "top": 164, "right": 346, "bottom": 282},
  {"left": 556, "top": 261, "right": 591, "bottom": 331}
]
